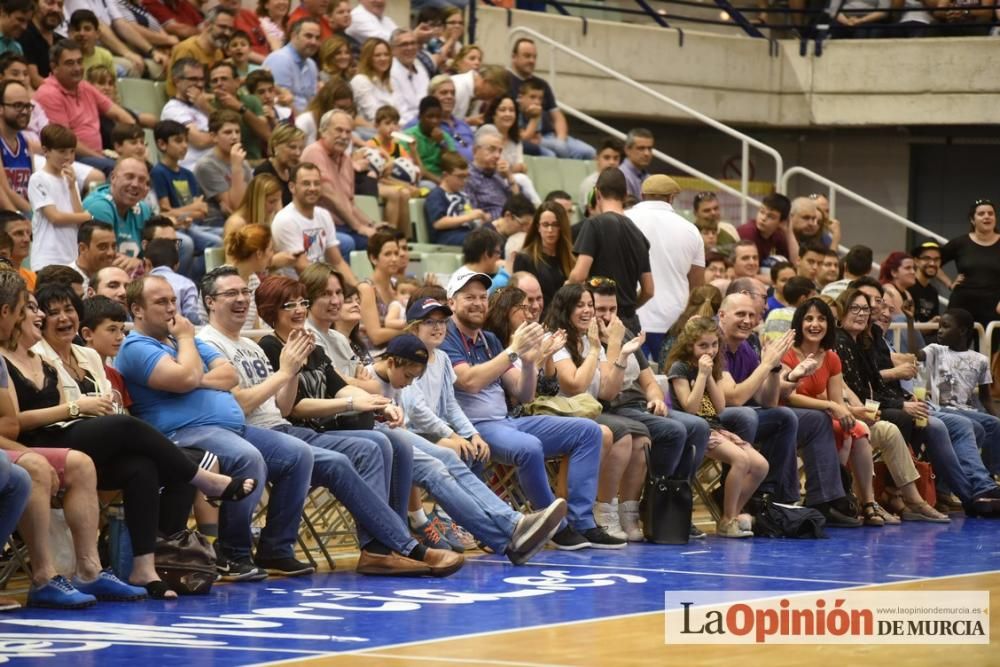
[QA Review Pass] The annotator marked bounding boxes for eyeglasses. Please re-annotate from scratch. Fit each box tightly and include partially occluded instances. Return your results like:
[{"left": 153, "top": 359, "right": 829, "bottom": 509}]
[
  {"left": 847, "top": 305, "right": 871, "bottom": 314},
  {"left": 739, "top": 289, "right": 766, "bottom": 300},
  {"left": 211, "top": 288, "right": 252, "bottom": 299},
  {"left": 280, "top": 299, "right": 310, "bottom": 310},
  {"left": 511, "top": 304, "right": 531, "bottom": 314},
  {"left": 420, "top": 318, "right": 448, "bottom": 328},
  {"left": 586, "top": 276, "right": 616, "bottom": 288},
  {"left": 2, "top": 102, "right": 33, "bottom": 112}
]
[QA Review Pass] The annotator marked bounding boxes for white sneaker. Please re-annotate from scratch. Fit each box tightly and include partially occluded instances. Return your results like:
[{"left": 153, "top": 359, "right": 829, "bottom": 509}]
[
  {"left": 618, "top": 500, "right": 644, "bottom": 542},
  {"left": 594, "top": 500, "right": 627, "bottom": 541}
]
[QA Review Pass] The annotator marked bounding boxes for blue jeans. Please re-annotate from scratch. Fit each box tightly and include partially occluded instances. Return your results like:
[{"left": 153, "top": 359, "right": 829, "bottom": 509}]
[
  {"left": 611, "top": 403, "right": 698, "bottom": 478},
  {"left": 540, "top": 133, "right": 596, "bottom": 160},
  {"left": 373, "top": 424, "right": 418, "bottom": 526},
  {"left": 0, "top": 455, "right": 30, "bottom": 546},
  {"left": 642, "top": 332, "right": 666, "bottom": 367},
  {"left": 523, "top": 141, "right": 556, "bottom": 157},
  {"left": 402, "top": 431, "right": 522, "bottom": 553},
  {"left": 273, "top": 424, "right": 419, "bottom": 556},
  {"left": 178, "top": 225, "right": 223, "bottom": 279},
  {"left": 76, "top": 154, "right": 116, "bottom": 175},
  {"left": 475, "top": 415, "right": 602, "bottom": 531},
  {"left": 336, "top": 227, "right": 364, "bottom": 254},
  {"left": 942, "top": 408, "right": 1000, "bottom": 474},
  {"left": 172, "top": 424, "right": 313, "bottom": 560},
  {"left": 927, "top": 411, "right": 998, "bottom": 503}
]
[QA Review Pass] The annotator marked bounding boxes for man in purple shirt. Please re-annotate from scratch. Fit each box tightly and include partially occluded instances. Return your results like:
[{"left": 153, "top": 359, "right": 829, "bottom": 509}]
[
  {"left": 619, "top": 128, "right": 653, "bottom": 202},
  {"left": 716, "top": 292, "right": 861, "bottom": 527},
  {"left": 465, "top": 129, "right": 517, "bottom": 220}
]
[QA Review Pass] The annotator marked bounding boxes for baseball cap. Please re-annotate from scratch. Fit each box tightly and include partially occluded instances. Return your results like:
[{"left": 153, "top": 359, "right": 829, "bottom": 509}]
[
  {"left": 446, "top": 268, "right": 492, "bottom": 298},
  {"left": 641, "top": 174, "right": 681, "bottom": 197},
  {"left": 383, "top": 333, "right": 429, "bottom": 364},
  {"left": 910, "top": 241, "right": 941, "bottom": 258},
  {"left": 406, "top": 297, "right": 452, "bottom": 322}
]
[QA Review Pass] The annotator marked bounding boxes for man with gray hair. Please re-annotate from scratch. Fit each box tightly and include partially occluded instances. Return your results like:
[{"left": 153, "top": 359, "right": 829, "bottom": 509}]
[
  {"left": 300, "top": 109, "right": 379, "bottom": 253},
  {"left": 390, "top": 28, "right": 429, "bottom": 126},
  {"left": 620, "top": 128, "right": 654, "bottom": 202},
  {"left": 788, "top": 196, "right": 825, "bottom": 263},
  {"left": 466, "top": 128, "right": 519, "bottom": 220},
  {"left": 262, "top": 17, "right": 321, "bottom": 114}
]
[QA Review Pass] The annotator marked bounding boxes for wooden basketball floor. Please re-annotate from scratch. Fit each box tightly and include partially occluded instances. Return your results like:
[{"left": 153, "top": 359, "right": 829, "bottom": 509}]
[{"left": 0, "top": 516, "right": 997, "bottom": 666}]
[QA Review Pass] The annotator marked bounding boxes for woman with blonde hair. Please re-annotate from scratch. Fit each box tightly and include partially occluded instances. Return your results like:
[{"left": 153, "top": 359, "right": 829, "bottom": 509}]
[
  {"left": 297, "top": 79, "right": 358, "bottom": 145},
  {"left": 350, "top": 38, "right": 398, "bottom": 128},
  {"left": 224, "top": 173, "right": 284, "bottom": 237},
  {"left": 320, "top": 34, "right": 356, "bottom": 83},
  {"left": 449, "top": 44, "right": 482, "bottom": 75},
  {"left": 254, "top": 123, "right": 305, "bottom": 206}
]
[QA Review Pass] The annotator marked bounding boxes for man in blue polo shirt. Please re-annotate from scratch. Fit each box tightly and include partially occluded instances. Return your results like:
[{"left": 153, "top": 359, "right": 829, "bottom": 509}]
[
  {"left": 116, "top": 274, "right": 315, "bottom": 581},
  {"left": 440, "top": 268, "right": 622, "bottom": 551},
  {"left": 262, "top": 17, "right": 319, "bottom": 114}
]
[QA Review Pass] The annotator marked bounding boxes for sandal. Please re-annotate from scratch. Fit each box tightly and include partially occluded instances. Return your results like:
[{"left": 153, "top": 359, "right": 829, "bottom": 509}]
[
  {"left": 138, "top": 580, "right": 177, "bottom": 600},
  {"left": 862, "top": 502, "right": 885, "bottom": 527},
  {"left": 870, "top": 502, "right": 901, "bottom": 525},
  {"left": 207, "top": 477, "right": 257, "bottom": 508},
  {"left": 881, "top": 489, "right": 906, "bottom": 516},
  {"left": 901, "top": 501, "right": 951, "bottom": 523}
]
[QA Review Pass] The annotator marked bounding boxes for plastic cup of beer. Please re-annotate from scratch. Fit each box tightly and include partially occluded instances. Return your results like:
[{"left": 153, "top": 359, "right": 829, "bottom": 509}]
[
  {"left": 913, "top": 387, "right": 927, "bottom": 427},
  {"left": 864, "top": 399, "right": 880, "bottom": 421}
]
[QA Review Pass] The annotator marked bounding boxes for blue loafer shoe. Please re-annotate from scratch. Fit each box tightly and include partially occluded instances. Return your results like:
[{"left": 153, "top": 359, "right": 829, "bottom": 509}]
[
  {"left": 27, "top": 575, "right": 97, "bottom": 609},
  {"left": 73, "top": 569, "right": 147, "bottom": 601}
]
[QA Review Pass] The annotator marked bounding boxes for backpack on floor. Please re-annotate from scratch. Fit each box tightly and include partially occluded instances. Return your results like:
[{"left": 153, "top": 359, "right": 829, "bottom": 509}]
[
  {"left": 154, "top": 529, "right": 217, "bottom": 595},
  {"left": 752, "top": 495, "right": 827, "bottom": 539}
]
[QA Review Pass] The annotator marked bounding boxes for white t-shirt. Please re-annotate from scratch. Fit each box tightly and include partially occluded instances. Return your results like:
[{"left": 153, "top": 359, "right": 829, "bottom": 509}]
[
  {"left": 271, "top": 203, "right": 339, "bottom": 277},
  {"left": 345, "top": 4, "right": 398, "bottom": 43},
  {"left": 197, "top": 324, "right": 287, "bottom": 428},
  {"left": 552, "top": 337, "right": 605, "bottom": 397},
  {"left": 627, "top": 200, "right": 706, "bottom": 334},
  {"left": 307, "top": 319, "right": 359, "bottom": 378},
  {"left": 452, "top": 70, "right": 476, "bottom": 120},
  {"left": 922, "top": 343, "right": 991, "bottom": 411},
  {"left": 390, "top": 58, "right": 430, "bottom": 126},
  {"left": 295, "top": 112, "right": 318, "bottom": 146},
  {"left": 160, "top": 99, "right": 211, "bottom": 171},
  {"left": 28, "top": 169, "right": 80, "bottom": 270}
]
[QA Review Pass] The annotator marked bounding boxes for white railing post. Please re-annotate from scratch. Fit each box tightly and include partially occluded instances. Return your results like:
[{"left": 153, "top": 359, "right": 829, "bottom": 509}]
[{"left": 740, "top": 141, "right": 749, "bottom": 224}]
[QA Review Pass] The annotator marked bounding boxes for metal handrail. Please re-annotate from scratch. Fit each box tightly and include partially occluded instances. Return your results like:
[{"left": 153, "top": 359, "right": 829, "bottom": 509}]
[
  {"left": 507, "top": 26, "right": 783, "bottom": 222},
  {"left": 888, "top": 320, "right": 993, "bottom": 354},
  {"left": 780, "top": 166, "right": 948, "bottom": 244},
  {"left": 559, "top": 103, "right": 762, "bottom": 207}
]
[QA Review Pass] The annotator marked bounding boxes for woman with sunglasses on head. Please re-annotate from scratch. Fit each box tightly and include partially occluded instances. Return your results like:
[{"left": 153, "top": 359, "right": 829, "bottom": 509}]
[
  {"left": 545, "top": 283, "right": 649, "bottom": 540},
  {"left": 512, "top": 202, "right": 575, "bottom": 320},
  {"left": 3, "top": 286, "right": 255, "bottom": 599},
  {"left": 940, "top": 199, "right": 1000, "bottom": 330}
]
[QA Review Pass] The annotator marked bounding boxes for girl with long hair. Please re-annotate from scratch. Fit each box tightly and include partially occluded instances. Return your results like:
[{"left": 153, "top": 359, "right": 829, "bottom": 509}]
[
  {"left": 666, "top": 316, "right": 767, "bottom": 538},
  {"left": 545, "top": 284, "right": 648, "bottom": 540},
  {"left": 224, "top": 173, "right": 284, "bottom": 237},
  {"left": 513, "top": 202, "right": 575, "bottom": 317}
]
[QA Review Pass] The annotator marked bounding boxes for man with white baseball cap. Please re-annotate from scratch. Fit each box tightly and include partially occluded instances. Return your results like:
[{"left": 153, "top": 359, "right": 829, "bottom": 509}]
[{"left": 439, "top": 268, "right": 623, "bottom": 551}]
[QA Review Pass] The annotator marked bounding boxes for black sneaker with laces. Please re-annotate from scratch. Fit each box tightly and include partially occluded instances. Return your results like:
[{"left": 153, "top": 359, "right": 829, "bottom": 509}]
[
  {"left": 255, "top": 556, "right": 316, "bottom": 577},
  {"left": 550, "top": 525, "right": 591, "bottom": 551},
  {"left": 581, "top": 527, "right": 627, "bottom": 549},
  {"left": 690, "top": 524, "right": 706, "bottom": 539},
  {"left": 219, "top": 557, "right": 268, "bottom": 582}
]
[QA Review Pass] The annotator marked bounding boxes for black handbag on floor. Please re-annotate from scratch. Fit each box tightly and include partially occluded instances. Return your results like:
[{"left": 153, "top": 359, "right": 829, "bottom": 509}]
[
  {"left": 752, "top": 494, "right": 827, "bottom": 539},
  {"left": 154, "top": 529, "right": 217, "bottom": 595},
  {"left": 641, "top": 446, "right": 692, "bottom": 545}
]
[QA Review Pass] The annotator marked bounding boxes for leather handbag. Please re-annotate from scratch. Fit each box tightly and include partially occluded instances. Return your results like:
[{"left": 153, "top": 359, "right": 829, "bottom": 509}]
[
  {"left": 640, "top": 446, "right": 692, "bottom": 545},
  {"left": 873, "top": 458, "right": 937, "bottom": 507},
  {"left": 154, "top": 529, "right": 218, "bottom": 595}
]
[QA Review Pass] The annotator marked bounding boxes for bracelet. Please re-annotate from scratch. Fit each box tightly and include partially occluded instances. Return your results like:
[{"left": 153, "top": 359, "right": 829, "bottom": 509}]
[
  {"left": 347, "top": 395, "right": 354, "bottom": 412},
  {"left": 614, "top": 359, "right": 628, "bottom": 370}
]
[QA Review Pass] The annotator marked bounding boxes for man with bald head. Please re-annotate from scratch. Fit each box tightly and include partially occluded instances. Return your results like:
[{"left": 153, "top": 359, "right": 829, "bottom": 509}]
[
  {"left": 83, "top": 157, "right": 152, "bottom": 272},
  {"left": 715, "top": 291, "right": 858, "bottom": 526},
  {"left": 511, "top": 271, "right": 544, "bottom": 322},
  {"left": 788, "top": 196, "right": 826, "bottom": 263}
]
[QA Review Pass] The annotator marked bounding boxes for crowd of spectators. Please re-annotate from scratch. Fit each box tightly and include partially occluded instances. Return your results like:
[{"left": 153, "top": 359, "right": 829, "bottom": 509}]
[{"left": 1, "top": 0, "right": 999, "bottom": 614}]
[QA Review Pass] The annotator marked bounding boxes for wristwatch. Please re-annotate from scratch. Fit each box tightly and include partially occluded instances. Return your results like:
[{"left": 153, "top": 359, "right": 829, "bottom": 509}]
[
  {"left": 68, "top": 401, "right": 80, "bottom": 418},
  {"left": 238, "top": 104, "right": 249, "bottom": 115},
  {"left": 505, "top": 348, "right": 519, "bottom": 364}
]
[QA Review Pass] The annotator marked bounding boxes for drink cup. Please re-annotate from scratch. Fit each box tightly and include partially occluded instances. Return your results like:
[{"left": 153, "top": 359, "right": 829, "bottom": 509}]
[{"left": 864, "top": 399, "right": 880, "bottom": 421}]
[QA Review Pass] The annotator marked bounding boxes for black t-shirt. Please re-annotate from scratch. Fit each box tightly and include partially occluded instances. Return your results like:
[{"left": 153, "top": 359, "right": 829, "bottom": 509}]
[
  {"left": 908, "top": 280, "right": 940, "bottom": 323},
  {"left": 940, "top": 234, "right": 1000, "bottom": 293},
  {"left": 253, "top": 160, "right": 292, "bottom": 206},
  {"left": 18, "top": 23, "right": 62, "bottom": 81},
  {"left": 512, "top": 250, "right": 565, "bottom": 319},
  {"left": 572, "top": 212, "right": 651, "bottom": 317},
  {"left": 259, "top": 334, "right": 373, "bottom": 431}
]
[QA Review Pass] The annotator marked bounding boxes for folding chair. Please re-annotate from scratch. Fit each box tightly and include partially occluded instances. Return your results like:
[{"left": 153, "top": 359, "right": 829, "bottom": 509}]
[
  {"left": 296, "top": 487, "right": 358, "bottom": 570},
  {"left": 692, "top": 457, "right": 724, "bottom": 522}
]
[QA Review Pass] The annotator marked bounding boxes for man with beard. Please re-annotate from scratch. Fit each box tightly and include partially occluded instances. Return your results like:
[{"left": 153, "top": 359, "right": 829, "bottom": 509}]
[
  {"left": 166, "top": 6, "right": 234, "bottom": 99},
  {"left": 910, "top": 241, "right": 943, "bottom": 324},
  {"left": 0, "top": 210, "right": 34, "bottom": 289},
  {"left": 440, "top": 269, "right": 617, "bottom": 550},
  {"left": 271, "top": 161, "right": 354, "bottom": 283},
  {"left": 0, "top": 79, "right": 32, "bottom": 213},
  {"left": 262, "top": 17, "right": 320, "bottom": 114},
  {"left": 300, "top": 109, "right": 378, "bottom": 252},
  {"left": 207, "top": 61, "right": 269, "bottom": 163},
  {"left": 17, "top": 0, "right": 62, "bottom": 86},
  {"left": 34, "top": 39, "right": 133, "bottom": 174},
  {"left": 714, "top": 292, "right": 860, "bottom": 526},
  {"left": 788, "top": 196, "right": 826, "bottom": 263},
  {"left": 82, "top": 158, "right": 150, "bottom": 271}
]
